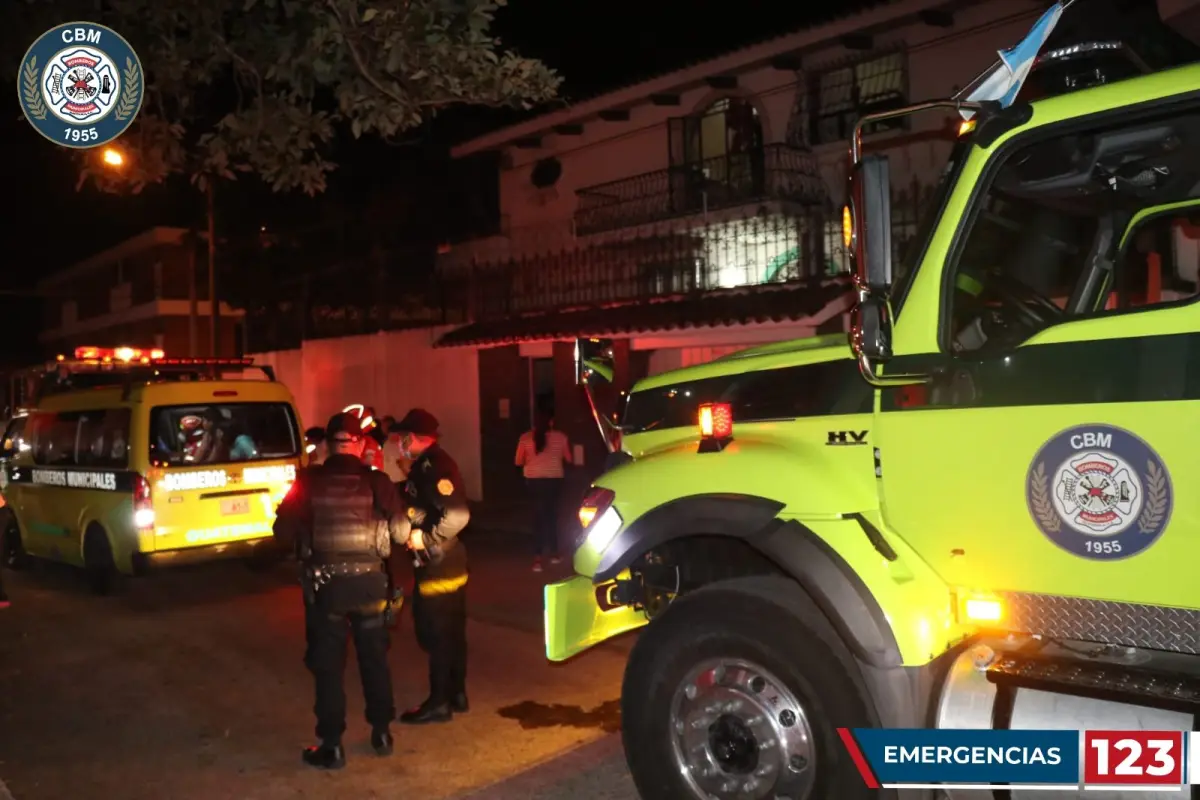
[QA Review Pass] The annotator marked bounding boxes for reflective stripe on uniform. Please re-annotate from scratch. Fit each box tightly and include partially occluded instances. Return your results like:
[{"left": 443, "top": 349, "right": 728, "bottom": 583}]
[{"left": 418, "top": 575, "right": 468, "bottom": 595}]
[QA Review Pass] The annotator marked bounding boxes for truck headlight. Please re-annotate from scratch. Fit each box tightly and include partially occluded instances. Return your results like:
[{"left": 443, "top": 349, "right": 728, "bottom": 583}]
[{"left": 586, "top": 506, "right": 622, "bottom": 553}]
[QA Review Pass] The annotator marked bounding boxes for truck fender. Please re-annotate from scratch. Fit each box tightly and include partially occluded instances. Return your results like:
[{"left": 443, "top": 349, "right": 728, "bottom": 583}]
[{"left": 594, "top": 493, "right": 903, "bottom": 670}]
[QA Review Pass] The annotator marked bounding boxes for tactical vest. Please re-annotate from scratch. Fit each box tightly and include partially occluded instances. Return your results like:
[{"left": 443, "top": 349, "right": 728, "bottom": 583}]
[{"left": 309, "top": 467, "right": 390, "bottom": 563}]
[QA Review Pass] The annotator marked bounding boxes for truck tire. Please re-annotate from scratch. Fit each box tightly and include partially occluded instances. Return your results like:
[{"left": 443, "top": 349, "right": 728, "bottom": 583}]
[
  {"left": 621, "top": 576, "right": 883, "bottom": 800},
  {"left": 2, "top": 515, "right": 28, "bottom": 571},
  {"left": 83, "top": 526, "right": 121, "bottom": 596}
]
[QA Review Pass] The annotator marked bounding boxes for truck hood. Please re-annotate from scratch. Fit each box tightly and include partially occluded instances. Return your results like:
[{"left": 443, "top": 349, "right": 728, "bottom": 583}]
[{"left": 632, "top": 332, "right": 849, "bottom": 393}]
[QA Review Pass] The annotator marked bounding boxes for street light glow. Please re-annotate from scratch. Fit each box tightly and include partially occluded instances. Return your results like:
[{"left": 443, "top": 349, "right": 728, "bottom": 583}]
[{"left": 102, "top": 148, "right": 124, "bottom": 167}]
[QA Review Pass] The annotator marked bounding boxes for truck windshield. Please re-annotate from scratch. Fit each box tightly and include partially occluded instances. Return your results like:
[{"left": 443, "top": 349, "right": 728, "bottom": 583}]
[
  {"left": 891, "top": 138, "right": 970, "bottom": 316},
  {"left": 149, "top": 402, "right": 299, "bottom": 466}
]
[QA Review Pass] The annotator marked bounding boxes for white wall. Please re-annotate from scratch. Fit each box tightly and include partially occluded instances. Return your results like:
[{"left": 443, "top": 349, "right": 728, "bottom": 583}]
[{"left": 250, "top": 325, "right": 483, "bottom": 501}]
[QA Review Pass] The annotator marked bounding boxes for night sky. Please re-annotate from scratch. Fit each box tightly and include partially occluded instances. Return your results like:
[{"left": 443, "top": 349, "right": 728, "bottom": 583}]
[{"left": 0, "top": 0, "right": 878, "bottom": 363}]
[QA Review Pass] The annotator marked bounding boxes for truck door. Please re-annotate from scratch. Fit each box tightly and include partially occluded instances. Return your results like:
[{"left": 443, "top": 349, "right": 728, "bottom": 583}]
[{"left": 874, "top": 106, "right": 1199, "bottom": 612}]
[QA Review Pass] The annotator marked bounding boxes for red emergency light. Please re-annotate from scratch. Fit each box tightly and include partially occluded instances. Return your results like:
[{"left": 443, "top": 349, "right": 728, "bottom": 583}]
[
  {"left": 73, "top": 346, "right": 166, "bottom": 363},
  {"left": 697, "top": 402, "right": 733, "bottom": 453},
  {"left": 698, "top": 402, "right": 733, "bottom": 439}
]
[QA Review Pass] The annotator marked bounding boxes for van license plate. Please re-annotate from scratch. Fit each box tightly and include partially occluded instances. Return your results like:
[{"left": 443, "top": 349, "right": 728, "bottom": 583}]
[{"left": 221, "top": 497, "right": 250, "bottom": 516}]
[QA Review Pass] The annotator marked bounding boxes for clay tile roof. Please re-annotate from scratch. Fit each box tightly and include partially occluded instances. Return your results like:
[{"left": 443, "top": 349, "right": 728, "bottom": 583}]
[{"left": 434, "top": 277, "right": 852, "bottom": 348}]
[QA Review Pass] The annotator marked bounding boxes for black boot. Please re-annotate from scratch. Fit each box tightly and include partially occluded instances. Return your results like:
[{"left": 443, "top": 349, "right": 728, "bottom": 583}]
[
  {"left": 371, "top": 727, "right": 394, "bottom": 756},
  {"left": 450, "top": 692, "right": 469, "bottom": 713},
  {"left": 399, "top": 698, "right": 452, "bottom": 724},
  {"left": 302, "top": 741, "right": 345, "bottom": 770}
]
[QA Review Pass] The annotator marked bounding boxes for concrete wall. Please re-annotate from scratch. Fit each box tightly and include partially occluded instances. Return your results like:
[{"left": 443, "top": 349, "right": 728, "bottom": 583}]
[{"left": 250, "top": 325, "right": 483, "bottom": 501}]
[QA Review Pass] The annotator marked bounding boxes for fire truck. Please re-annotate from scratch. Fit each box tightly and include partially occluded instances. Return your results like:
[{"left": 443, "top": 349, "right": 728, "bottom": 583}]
[{"left": 546, "top": 5, "right": 1200, "bottom": 800}]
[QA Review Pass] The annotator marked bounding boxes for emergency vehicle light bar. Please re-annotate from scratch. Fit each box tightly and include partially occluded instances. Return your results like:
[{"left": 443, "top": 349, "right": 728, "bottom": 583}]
[{"left": 71, "top": 346, "right": 166, "bottom": 362}]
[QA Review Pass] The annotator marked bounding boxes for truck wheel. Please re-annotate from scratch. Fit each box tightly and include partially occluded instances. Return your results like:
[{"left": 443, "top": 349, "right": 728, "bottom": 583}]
[
  {"left": 2, "top": 516, "right": 28, "bottom": 571},
  {"left": 83, "top": 526, "right": 121, "bottom": 596},
  {"left": 621, "top": 576, "right": 881, "bottom": 800}
]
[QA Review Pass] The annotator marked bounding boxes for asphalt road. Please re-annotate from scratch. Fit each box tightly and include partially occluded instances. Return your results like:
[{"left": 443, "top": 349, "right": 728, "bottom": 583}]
[{"left": 0, "top": 535, "right": 640, "bottom": 800}]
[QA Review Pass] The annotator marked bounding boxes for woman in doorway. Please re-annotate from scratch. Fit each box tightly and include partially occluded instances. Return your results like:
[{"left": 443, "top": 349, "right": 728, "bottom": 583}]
[{"left": 515, "top": 407, "right": 573, "bottom": 572}]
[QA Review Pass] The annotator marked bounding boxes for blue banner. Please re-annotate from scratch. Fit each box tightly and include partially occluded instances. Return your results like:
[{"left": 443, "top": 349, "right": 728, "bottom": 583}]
[{"left": 849, "top": 729, "right": 1080, "bottom": 785}]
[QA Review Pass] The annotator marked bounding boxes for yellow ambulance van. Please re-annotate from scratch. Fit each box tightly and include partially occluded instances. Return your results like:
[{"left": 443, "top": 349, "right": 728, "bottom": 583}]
[{"left": 0, "top": 347, "right": 304, "bottom": 594}]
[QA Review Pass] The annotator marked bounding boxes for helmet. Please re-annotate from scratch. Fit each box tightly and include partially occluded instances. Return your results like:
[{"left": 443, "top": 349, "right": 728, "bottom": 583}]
[{"left": 325, "top": 412, "right": 363, "bottom": 442}]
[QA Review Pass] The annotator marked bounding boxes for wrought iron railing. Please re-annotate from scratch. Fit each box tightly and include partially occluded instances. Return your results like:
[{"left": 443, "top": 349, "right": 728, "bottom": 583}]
[
  {"left": 243, "top": 181, "right": 937, "bottom": 352},
  {"left": 574, "top": 144, "right": 827, "bottom": 236}
]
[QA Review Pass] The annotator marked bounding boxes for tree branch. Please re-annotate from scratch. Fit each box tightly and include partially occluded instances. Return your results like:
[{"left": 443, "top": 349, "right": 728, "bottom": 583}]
[{"left": 324, "top": 0, "right": 409, "bottom": 107}]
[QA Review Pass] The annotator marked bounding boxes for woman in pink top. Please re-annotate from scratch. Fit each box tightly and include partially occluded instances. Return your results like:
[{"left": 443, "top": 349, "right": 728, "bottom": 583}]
[{"left": 515, "top": 407, "right": 573, "bottom": 572}]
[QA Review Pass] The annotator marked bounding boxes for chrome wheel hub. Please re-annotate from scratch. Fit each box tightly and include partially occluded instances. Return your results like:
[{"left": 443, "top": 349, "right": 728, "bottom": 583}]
[{"left": 669, "top": 658, "right": 815, "bottom": 800}]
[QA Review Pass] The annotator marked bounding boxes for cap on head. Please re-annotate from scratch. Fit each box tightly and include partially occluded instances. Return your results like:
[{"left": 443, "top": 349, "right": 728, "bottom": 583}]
[
  {"left": 393, "top": 408, "right": 440, "bottom": 437},
  {"left": 325, "top": 411, "right": 363, "bottom": 442}
]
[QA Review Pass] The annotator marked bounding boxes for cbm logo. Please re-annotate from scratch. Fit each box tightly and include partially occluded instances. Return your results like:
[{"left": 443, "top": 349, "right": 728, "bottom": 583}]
[{"left": 827, "top": 430, "right": 868, "bottom": 446}]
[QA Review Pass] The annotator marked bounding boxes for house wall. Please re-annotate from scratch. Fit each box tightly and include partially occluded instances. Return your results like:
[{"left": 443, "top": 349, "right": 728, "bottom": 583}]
[{"left": 250, "top": 325, "right": 484, "bottom": 501}]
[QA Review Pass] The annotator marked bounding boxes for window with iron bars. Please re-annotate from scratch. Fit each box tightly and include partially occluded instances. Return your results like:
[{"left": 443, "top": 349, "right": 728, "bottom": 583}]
[{"left": 809, "top": 50, "right": 908, "bottom": 145}]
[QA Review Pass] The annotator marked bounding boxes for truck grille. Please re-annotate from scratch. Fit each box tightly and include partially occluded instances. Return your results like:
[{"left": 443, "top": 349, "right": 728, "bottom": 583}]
[{"left": 998, "top": 592, "right": 1200, "bottom": 656}]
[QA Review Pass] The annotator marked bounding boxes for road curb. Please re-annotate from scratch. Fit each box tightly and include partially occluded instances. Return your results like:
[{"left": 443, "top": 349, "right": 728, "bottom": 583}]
[{"left": 451, "top": 734, "right": 627, "bottom": 799}]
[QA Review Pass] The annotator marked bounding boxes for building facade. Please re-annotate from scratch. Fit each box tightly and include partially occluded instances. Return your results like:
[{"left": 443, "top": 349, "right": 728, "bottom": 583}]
[
  {"left": 39, "top": 227, "right": 244, "bottom": 360},
  {"left": 433, "top": 0, "right": 1048, "bottom": 502}
]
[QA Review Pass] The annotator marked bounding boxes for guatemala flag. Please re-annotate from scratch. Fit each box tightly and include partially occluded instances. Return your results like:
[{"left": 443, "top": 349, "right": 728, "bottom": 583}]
[{"left": 960, "top": 2, "right": 1066, "bottom": 119}]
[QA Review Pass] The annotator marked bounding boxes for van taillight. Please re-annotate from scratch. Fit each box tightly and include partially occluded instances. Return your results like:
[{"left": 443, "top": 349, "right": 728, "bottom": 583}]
[{"left": 133, "top": 475, "right": 155, "bottom": 532}]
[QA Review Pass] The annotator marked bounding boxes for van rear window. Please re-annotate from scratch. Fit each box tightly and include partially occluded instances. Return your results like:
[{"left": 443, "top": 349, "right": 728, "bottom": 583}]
[{"left": 149, "top": 403, "right": 299, "bottom": 466}]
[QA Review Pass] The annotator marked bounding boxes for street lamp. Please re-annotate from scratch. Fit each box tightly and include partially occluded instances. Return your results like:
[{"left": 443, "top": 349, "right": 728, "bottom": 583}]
[{"left": 99, "top": 145, "right": 217, "bottom": 358}]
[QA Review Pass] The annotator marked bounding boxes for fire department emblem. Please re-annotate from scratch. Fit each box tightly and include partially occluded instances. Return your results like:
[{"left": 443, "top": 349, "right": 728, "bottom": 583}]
[
  {"left": 18, "top": 22, "right": 143, "bottom": 149},
  {"left": 1026, "top": 424, "right": 1172, "bottom": 561}
]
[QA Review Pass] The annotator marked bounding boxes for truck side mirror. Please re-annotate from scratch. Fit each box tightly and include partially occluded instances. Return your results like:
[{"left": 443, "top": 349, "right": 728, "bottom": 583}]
[
  {"left": 846, "top": 154, "right": 894, "bottom": 292},
  {"left": 850, "top": 296, "right": 893, "bottom": 362},
  {"left": 574, "top": 338, "right": 615, "bottom": 386},
  {"left": 573, "top": 337, "right": 622, "bottom": 453}
]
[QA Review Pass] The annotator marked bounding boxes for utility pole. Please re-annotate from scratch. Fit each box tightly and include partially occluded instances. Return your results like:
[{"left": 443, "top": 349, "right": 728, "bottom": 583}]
[{"left": 207, "top": 180, "right": 218, "bottom": 358}]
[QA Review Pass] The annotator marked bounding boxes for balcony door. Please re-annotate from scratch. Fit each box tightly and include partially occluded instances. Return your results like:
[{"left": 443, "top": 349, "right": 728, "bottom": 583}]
[{"left": 668, "top": 99, "right": 764, "bottom": 213}]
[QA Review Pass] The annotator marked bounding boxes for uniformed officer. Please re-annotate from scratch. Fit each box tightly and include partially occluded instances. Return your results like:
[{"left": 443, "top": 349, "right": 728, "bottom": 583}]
[
  {"left": 273, "top": 412, "right": 408, "bottom": 769},
  {"left": 393, "top": 408, "right": 471, "bottom": 724}
]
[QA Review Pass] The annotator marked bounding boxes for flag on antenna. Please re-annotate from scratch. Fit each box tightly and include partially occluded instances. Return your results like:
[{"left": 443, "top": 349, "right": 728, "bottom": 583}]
[{"left": 960, "top": 2, "right": 1066, "bottom": 119}]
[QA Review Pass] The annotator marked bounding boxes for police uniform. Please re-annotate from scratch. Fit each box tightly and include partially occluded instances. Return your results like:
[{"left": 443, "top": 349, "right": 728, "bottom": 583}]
[
  {"left": 393, "top": 409, "right": 471, "bottom": 725},
  {"left": 273, "top": 412, "right": 408, "bottom": 769}
]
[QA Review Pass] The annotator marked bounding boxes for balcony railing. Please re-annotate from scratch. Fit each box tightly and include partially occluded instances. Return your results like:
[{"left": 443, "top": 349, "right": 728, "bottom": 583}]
[{"left": 574, "top": 144, "right": 827, "bottom": 236}]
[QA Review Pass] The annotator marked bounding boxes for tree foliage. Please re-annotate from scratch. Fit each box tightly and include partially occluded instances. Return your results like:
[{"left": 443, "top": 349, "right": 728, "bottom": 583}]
[{"left": 11, "top": 0, "right": 560, "bottom": 195}]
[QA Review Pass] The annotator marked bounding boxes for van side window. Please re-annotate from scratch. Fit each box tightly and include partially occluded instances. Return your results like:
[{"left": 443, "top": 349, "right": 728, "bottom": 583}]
[
  {"left": 30, "top": 412, "right": 81, "bottom": 467},
  {"left": 29, "top": 410, "right": 131, "bottom": 469},
  {"left": 1109, "top": 213, "right": 1200, "bottom": 311},
  {"left": 76, "top": 409, "right": 132, "bottom": 469},
  {"left": 1, "top": 418, "right": 26, "bottom": 459}
]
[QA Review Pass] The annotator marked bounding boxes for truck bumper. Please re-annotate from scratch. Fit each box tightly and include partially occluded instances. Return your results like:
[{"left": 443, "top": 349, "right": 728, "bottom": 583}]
[{"left": 544, "top": 575, "right": 648, "bottom": 662}]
